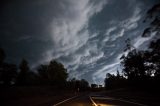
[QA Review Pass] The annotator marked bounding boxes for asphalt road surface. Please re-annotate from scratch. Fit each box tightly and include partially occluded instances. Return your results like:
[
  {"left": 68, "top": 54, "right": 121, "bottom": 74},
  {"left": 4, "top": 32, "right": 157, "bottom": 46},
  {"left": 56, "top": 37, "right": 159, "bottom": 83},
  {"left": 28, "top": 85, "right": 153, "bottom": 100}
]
[
  {"left": 53, "top": 93, "right": 147, "bottom": 106},
  {"left": 55, "top": 94, "right": 92, "bottom": 106}
]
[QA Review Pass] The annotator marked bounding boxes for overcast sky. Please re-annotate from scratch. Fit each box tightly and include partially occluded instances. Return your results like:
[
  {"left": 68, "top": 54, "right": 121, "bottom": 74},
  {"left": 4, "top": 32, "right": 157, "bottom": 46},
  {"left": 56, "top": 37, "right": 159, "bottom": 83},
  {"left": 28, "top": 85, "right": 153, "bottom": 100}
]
[{"left": 0, "top": 0, "right": 159, "bottom": 84}]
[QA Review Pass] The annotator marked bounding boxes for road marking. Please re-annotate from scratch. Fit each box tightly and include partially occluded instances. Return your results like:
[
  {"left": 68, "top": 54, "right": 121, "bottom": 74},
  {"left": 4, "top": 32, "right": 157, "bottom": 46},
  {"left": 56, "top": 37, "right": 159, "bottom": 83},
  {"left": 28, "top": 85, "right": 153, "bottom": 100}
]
[
  {"left": 91, "top": 96, "right": 148, "bottom": 106},
  {"left": 116, "top": 98, "right": 148, "bottom": 106},
  {"left": 53, "top": 95, "right": 78, "bottom": 106},
  {"left": 89, "top": 96, "right": 98, "bottom": 106},
  {"left": 92, "top": 96, "right": 116, "bottom": 100}
]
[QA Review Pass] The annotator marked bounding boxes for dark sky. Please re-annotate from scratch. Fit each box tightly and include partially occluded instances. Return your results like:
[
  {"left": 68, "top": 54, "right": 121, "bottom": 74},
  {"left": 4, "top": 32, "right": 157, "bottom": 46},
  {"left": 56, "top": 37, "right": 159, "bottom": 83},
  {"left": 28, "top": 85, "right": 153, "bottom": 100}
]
[{"left": 0, "top": 0, "right": 159, "bottom": 84}]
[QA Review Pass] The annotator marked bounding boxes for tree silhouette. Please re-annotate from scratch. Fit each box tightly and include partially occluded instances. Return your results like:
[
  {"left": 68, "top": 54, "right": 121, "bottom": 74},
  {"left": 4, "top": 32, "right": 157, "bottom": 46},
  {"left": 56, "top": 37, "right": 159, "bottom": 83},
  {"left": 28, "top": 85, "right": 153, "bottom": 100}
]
[
  {"left": 121, "top": 50, "right": 146, "bottom": 80},
  {"left": 149, "top": 39, "right": 160, "bottom": 78},
  {"left": 48, "top": 60, "right": 68, "bottom": 86},
  {"left": 16, "top": 59, "right": 30, "bottom": 85},
  {"left": 79, "top": 79, "right": 89, "bottom": 91},
  {"left": 37, "top": 60, "right": 68, "bottom": 87},
  {"left": 37, "top": 64, "right": 49, "bottom": 85},
  {"left": 116, "top": 3, "right": 160, "bottom": 89},
  {"left": 142, "top": 3, "right": 160, "bottom": 88},
  {"left": 67, "top": 78, "right": 89, "bottom": 91},
  {"left": 49, "top": 60, "right": 66, "bottom": 84},
  {"left": 104, "top": 73, "right": 115, "bottom": 89},
  {"left": 0, "top": 48, "right": 17, "bottom": 86},
  {"left": 67, "top": 78, "right": 77, "bottom": 90},
  {"left": 104, "top": 72, "right": 126, "bottom": 90},
  {"left": 91, "top": 84, "right": 98, "bottom": 89},
  {"left": 1, "top": 63, "right": 17, "bottom": 86}
]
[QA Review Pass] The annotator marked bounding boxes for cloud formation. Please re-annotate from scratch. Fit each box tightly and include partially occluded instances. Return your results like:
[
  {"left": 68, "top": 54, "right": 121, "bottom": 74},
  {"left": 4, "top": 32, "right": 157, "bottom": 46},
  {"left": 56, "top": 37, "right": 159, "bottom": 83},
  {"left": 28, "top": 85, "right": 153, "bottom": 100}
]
[{"left": 0, "top": 0, "right": 158, "bottom": 84}]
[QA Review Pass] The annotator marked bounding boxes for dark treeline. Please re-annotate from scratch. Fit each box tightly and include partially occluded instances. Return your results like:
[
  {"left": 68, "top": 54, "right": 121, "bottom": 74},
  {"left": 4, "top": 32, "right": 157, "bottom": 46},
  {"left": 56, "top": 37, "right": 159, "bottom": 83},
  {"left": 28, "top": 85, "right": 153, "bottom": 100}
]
[
  {"left": 105, "top": 3, "right": 160, "bottom": 91},
  {"left": 0, "top": 48, "right": 89, "bottom": 91},
  {"left": 105, "top": 71, "right": 127, "bottom": 90}
]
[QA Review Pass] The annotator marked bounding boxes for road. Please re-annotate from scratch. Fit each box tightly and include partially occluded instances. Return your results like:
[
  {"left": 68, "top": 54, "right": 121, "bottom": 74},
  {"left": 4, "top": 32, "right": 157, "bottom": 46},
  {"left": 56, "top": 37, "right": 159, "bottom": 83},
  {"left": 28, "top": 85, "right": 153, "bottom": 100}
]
[
  {"left": 55, "top": 94, "right": 92, "bottom": 106},
  {"left": 53, "top": 93, "right": 147, "bottom": 106}
]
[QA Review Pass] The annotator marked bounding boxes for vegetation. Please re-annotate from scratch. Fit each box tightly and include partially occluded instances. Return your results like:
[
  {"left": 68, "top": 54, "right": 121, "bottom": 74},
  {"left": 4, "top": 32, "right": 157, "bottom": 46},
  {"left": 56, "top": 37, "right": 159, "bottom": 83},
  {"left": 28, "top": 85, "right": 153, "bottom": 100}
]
[
  {"left": 104, "top": 3, "right": 160, "bottom": 91},
  {"left": 0, "top": 48, "right": 17, "bottom": 86},
  {"left": 0, "top": 47, "right": 89, "bottom": 91},
  {"left": 67, "top": 78, "right": 89, "bottom": 92},
  {"left": 37, "top": 60, "right": 68, "bottom": 87},
  {"left": 105, "top": 71, "right": 127, "bottom": 90}
]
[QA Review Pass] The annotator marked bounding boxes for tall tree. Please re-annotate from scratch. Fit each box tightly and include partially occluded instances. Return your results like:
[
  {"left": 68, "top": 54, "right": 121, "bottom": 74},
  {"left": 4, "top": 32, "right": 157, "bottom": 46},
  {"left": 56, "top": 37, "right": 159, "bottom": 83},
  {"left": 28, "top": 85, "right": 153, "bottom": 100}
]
[
  {"left": 16, "top": 59, "right": 30, "bottom": 85},
  {"left": 37, "top": 60, "right": 68, "bottom": 87},
  {"left": 79, "top": 79, "right": 89, "bottom": 91},
  {"left": 0, "top": 48, "right": 17, "bottom": 86},
  {"left": 149, "top": 39, "right": 160, "bottom": 78},
  {"left": 37, "top": 64, "right": 49, "bottom": 85},
  {"left": 48, "top": 60, "right": 68, "bottom": 86},
  {"left": 142, "top": 3, "right": 160, "bottom": 79},
  {"left": 119, "top": 3, "right": 160, "bottom": 88},
  {"left": 120, "top": 50, "right": 146, "bottom": 80},
  {"left": 0, "top": 63, "right": 17, "bottom": 86}
]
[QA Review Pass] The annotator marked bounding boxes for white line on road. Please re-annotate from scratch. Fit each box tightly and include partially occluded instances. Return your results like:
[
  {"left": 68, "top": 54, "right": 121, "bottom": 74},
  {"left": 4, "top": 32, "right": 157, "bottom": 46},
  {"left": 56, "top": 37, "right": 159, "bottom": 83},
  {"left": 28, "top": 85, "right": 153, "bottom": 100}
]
[
  {"left": 53, "top": 95, "right": 78, "bottom": 106},
  {"left": 115, "top": 98, "right": 148, "bottom": 106},
  {"left": 90, "top": 96, "right": 148, "bottom": 106},
  {"left": 89, "top": 96, "right": 98, "bottom": 106}
]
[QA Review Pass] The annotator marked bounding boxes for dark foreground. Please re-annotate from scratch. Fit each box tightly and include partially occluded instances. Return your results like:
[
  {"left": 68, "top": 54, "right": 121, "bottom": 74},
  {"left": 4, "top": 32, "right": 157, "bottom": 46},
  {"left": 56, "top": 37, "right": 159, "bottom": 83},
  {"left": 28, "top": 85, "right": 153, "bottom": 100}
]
[
  {"left": 1, "top": 87, "right": 160, "bottom": 106},
  {"left": 54, "top": 93, "right": 147, "bottom": 106}
]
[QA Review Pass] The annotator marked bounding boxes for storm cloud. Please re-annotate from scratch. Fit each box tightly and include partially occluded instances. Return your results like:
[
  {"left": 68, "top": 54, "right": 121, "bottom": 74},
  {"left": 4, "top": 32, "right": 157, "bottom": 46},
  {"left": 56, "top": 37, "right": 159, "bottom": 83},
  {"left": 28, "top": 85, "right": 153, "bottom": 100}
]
[{"left": 0, "top": 0, "right": 158, "bottom": 84}]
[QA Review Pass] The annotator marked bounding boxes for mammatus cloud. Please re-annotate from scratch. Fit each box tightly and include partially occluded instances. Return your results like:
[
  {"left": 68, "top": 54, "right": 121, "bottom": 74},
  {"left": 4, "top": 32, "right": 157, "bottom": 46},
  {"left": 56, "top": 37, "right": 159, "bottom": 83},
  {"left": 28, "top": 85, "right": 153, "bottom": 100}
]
[
  {"left": 40, "top": 0, "right": 155, "bottom": 84},
  {"left": 0, "top": 0, "right": 157, "bottom": 84},
  {"left": 92, "top": 62, "right": 119, "bottom": 83},
  {"left": 133, "top": 32, "right": 157, "bottom": 49},
  {"left": 105, "top": 26, "right": 117, "bottom": 36},
  {"left": 104, "top": 5, "right": 142, "bottom": 42},
  {"left": 90, "top": 0, "right": 146, "bottom": 83},
  {"left": 36, "top": 0, "right": 108, "bottom": 76},
  {"left": 120, "top": 6, "right": 142, "bottom": 30}
]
